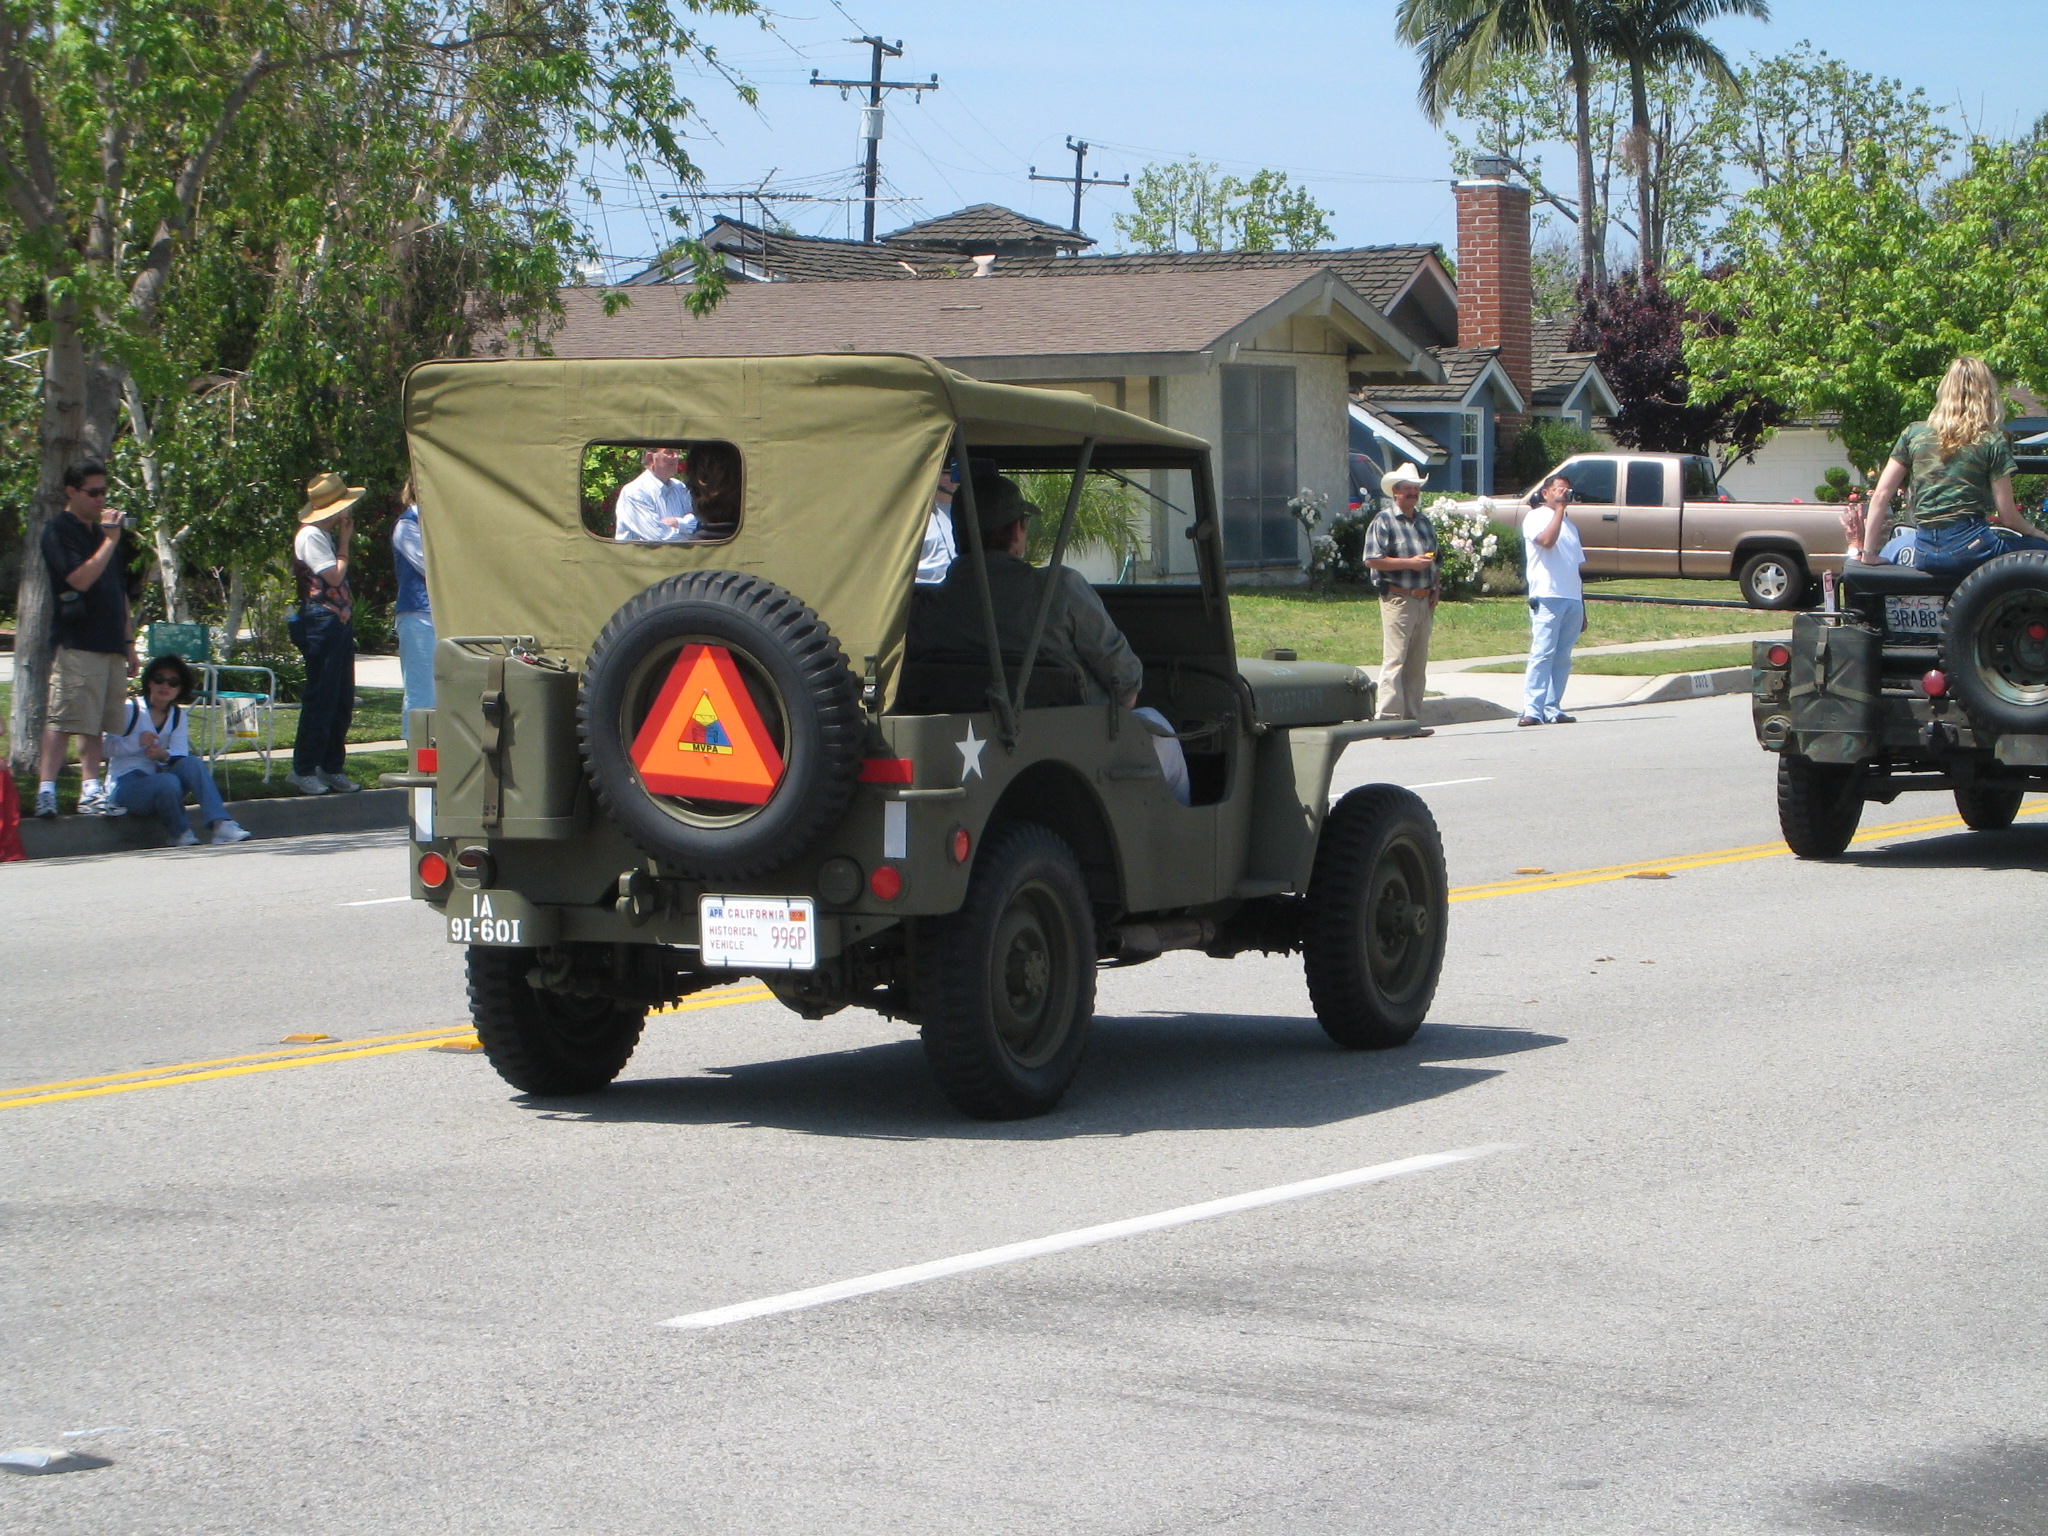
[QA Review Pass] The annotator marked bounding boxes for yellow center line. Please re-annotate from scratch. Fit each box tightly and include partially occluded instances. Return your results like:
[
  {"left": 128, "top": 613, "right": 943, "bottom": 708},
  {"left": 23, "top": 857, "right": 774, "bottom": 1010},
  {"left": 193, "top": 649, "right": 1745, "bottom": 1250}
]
[
  {"left": 1451, "top": 802, "right": 2048, "bottom": 903},
  {"left": 1, "top": 985, "right": 778, "bottom": 1113}
]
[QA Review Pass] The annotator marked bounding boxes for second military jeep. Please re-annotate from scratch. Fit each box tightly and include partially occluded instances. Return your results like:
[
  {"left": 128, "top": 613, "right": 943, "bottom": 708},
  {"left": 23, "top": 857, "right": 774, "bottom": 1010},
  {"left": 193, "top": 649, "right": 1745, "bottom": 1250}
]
[
  {"left": 394, "top": 354, "right": 1448, "bottom": 1118},
  {"left": 1753, "top": 549, "right": 2048, "bottom": 855}
]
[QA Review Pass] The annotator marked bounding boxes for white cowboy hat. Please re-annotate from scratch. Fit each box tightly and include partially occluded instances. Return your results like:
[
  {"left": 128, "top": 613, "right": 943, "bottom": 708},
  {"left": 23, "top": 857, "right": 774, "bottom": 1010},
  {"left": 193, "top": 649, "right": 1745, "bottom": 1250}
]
[
  {"left": 297, "top": 470, "right": 366, "bottom": 525},
  {"left": 1380, "top": 462, "right": 1427, "bottom": 496}
]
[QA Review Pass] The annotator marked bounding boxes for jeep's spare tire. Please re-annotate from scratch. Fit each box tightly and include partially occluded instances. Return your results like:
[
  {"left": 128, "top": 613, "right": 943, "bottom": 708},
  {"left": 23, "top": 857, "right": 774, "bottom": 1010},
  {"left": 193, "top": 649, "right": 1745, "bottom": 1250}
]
[
  {"left": 579, "top": 571, "right": 864, "bottom": 878},
  {"left": 1941, "top": 550, "right": 2048, "bottom": 736}
]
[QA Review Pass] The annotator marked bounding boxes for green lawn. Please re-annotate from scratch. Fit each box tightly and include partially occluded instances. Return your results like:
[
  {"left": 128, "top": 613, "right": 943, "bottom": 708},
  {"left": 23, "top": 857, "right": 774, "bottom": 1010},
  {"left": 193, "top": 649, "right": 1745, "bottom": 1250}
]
[
  {"left": 1229, "top": 587, "right": 1785, "bottom": 667},
  {"left": 1585, "top": 576, "right": 1748, "bottom": 604},
  {"left": 1468, "top": 641, "right": 1762, "bottom": 676}
]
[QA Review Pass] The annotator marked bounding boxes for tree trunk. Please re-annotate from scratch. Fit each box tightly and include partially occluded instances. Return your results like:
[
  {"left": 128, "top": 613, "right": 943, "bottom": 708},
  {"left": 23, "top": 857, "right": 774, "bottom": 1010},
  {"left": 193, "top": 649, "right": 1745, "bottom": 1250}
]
[
  {"left": 119, "top": 369, "right": 189, "bottom": 621},
  {"left": 1627, "top": 57, "right": 1657, "bottom": 276},
  {"left": 11, "top": 297, "right": 84, "bottom": 772},
  {"left": 1566, "top": 34, "right": 1605, "bottom": 287},
  {"left": 221, "top": 565, "right": 249, "bottom": 661}
]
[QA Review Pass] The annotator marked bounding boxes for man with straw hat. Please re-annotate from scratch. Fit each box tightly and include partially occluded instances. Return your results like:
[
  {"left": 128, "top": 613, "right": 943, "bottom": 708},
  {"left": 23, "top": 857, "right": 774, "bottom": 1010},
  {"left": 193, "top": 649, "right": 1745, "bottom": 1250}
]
[
  {"left": 1360, "top": 463, "right": 1439, "bottom": 735},
  {"left": 287, "top": 471, "right": 366, "bottom": 795}
]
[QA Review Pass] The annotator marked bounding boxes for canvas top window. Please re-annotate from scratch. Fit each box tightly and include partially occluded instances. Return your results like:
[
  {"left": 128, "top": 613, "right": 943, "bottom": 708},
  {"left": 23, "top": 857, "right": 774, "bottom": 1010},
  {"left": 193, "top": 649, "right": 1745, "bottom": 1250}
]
[{"left": 581, "top": 442, "right": 744, "bottom": 544}]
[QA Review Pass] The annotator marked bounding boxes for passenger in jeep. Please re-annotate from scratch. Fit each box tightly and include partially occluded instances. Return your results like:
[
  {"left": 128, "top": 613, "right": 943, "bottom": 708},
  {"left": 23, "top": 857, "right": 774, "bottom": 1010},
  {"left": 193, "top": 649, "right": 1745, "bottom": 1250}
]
[
  {"left": 908, "top": 469, "right": 1189, "bottom": 802},
  {"left": 1859, "top": 357, "right": 2048, "bottom": 575}
]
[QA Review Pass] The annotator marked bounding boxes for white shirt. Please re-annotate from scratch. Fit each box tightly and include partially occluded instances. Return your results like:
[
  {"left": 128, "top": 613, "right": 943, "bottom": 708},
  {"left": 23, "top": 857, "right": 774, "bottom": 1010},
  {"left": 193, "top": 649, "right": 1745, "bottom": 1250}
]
[
  {"left": 1523, "top": 502, "right": 1585, "bottom": 600},
  {"left": 294, "top": 523, "right": 338, "bottom": 574},
  {"left": 916, "top": 501, "right": 958, "bottom": 585},
  {"left": 105, "top": 700, "right": 191, "bottom": 782},
  {"left": 615, "top": 469, "right": 697, "bottom": 543}
]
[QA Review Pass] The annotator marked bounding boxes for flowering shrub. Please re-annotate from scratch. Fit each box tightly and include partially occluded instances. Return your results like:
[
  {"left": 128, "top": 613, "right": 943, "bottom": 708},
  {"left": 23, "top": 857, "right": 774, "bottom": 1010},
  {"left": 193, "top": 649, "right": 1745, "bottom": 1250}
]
[
  {"left": 1426, "top": 500, "right": 1500, "bottom": 598},
  {"left": 1287, "top": 486, "right": 1377, "bottom": 587}
]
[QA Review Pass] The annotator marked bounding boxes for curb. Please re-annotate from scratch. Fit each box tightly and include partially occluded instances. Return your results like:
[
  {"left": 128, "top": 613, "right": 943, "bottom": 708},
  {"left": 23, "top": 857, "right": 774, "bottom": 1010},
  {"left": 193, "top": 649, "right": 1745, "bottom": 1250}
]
[
  {"left": 1617, "top": 666, "right": 1752, "bottom": 706},
  {"left": 19, "top": 787, "right": 407, "bottom": 860},
  {"left": 1419, "top": 695, "right": 1518, "bottom": 726}
]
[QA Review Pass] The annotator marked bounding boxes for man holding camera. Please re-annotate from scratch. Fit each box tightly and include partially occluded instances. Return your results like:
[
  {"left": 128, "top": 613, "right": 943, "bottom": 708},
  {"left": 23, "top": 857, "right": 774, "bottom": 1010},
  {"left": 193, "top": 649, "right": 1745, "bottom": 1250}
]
[{"left": 34, "top": 461, "right": 138, "bottom": 819}]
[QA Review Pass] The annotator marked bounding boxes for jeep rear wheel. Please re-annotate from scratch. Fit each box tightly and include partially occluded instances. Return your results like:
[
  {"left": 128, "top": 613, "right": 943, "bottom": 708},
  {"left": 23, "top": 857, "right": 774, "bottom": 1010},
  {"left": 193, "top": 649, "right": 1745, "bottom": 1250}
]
[
  {"left": 1303, "top": 785, "right": 1447, "bottom": 1050},
  {"left": 1777, "top": 755, "right": 1862, "bottom": 858},
  {"left": 467, "top": 946, "right": 647, "bottom": 1095},
  {"left": 1955, "top": 784, "right": 2025, "bottom": 831},
  {"left": 916, "top": 825, "right": 1094, "bottom": 1119}
]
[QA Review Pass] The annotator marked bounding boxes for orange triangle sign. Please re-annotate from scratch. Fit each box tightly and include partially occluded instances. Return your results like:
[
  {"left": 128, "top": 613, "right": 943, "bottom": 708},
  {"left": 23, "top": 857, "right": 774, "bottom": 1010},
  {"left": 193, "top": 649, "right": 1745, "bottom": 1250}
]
[{"left": 630, "top": 644, "right": 785, "bottom": 804}]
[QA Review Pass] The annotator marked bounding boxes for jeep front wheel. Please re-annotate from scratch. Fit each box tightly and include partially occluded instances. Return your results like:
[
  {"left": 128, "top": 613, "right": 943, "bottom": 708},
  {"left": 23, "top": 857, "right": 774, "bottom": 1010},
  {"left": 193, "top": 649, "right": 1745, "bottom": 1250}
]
[
  {"left": 1955, "top": 784, "right": 2025, "bottom": 831},
  {"left": 1777, "top": 755, "right": 1862, "bottom": 858},
  {"left": 467, "top": 946, "right": 648, "bottom": 1095},
  {"left": 1303, "top": 785, "right": 1447, "bottom": 1050},
  {"left": 916, "top": 825, "right": 1094, "bottom": 1119}
]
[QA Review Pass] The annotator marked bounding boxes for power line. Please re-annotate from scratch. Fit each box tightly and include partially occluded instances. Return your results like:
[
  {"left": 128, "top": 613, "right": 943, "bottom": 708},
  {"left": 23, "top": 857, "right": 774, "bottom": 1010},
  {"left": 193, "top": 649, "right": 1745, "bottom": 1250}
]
[
  {"left": 1028, "top": 137, "right": 1129, "bottom": 236},
  {"left": 809, "top": 36, "right": 938, "bottom": 242}
]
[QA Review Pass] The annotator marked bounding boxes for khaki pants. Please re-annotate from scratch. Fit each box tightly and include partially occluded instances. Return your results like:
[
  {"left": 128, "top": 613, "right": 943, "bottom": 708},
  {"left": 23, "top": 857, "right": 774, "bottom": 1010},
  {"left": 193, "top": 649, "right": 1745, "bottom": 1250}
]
[{"left": 1376, "top": 589, "right": 1434, "bottom": 720}]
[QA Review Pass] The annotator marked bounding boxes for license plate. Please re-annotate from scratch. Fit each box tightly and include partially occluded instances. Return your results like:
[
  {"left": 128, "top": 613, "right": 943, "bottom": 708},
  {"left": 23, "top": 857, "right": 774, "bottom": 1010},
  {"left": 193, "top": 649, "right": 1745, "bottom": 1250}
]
[
  {"left": 445, "top": 889, "right": 556, "bottom": 948},
  {"left": 699, "top": 895, "right": 816, "bottom": 970},
  {"left": 1884, "top": 594, "right": 1944, "bottom": 635}
]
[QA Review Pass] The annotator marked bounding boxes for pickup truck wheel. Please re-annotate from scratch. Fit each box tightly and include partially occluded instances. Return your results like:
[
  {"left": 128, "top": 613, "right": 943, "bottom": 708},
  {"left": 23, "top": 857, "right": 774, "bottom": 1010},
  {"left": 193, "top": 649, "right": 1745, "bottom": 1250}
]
[
  {"left": 467, "top": 946, "right": 647, "bottom": 1095},
  {"left": 1954, "top": 784, "right": 2025, "bottom": 831},
  {"left": 1303, "top": 785, "right": 1447, "bottom": 1049},
  {"left": 1940, "top": 552, "right": 2048, "bottom": 735},
  {"left": 915, "top": 825, "right": 1094, "bottom": 1119},
  {"left": 1776, "top": 755, "right": 1863, "bottom": 858},
  {"left": 1739, "top": 550, "right": 1807, "bottom": 611}
]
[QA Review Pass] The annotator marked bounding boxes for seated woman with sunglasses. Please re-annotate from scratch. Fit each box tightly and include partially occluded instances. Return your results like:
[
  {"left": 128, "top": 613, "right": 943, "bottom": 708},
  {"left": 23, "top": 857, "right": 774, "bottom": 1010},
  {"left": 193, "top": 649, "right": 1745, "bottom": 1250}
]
[{"left": 104, "top": 656, "right": 253, "bottom": 845}]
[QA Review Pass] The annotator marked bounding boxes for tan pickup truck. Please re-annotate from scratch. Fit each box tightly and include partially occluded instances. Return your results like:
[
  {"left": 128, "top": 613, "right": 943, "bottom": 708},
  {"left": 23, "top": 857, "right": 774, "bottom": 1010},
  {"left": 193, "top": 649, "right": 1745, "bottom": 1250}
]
[{"left": 1541, "top": 451, "right": 1849, "bottom": 610}]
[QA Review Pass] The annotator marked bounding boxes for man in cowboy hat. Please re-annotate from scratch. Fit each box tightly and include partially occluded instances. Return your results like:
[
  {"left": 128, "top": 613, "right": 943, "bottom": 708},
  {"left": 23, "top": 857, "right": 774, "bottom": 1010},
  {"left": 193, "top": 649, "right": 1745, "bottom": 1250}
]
[
  {"left": 287, "top": 471, "right": 367, "bottom": 795},
  {"left": 1360, "top": 462, "right": 1439, "bottom": 734}
]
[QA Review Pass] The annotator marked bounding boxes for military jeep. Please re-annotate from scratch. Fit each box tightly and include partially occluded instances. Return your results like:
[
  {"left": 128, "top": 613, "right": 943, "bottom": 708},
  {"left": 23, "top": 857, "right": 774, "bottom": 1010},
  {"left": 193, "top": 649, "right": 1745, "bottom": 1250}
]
[
  {"left": 1753, "top": 550, "right": 2048, "bottom": 856},
  {"left": 395, "top": 354, "right": 1448, "bottom": 1118}
]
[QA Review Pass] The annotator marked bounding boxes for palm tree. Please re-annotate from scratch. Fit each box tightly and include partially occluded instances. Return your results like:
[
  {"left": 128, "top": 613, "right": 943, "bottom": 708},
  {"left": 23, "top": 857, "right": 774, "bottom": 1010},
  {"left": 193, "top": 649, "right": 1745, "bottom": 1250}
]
[
  {"left": 1592, "top": 0, "right": 1767, "bottom": 274},
  {"left": 1397, "top": 0, "right": 1609, "bottom": 285}
]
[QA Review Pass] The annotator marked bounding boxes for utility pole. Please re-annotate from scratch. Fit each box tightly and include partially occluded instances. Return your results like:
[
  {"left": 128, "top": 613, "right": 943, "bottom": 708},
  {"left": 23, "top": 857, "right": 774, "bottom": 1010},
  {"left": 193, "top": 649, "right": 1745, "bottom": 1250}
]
[
  {"left": 811, "top": 38, "right": 938, "bottom": 243},
  {"left": 1029, "top": 137, "right": 1129, "bottom": 238}
]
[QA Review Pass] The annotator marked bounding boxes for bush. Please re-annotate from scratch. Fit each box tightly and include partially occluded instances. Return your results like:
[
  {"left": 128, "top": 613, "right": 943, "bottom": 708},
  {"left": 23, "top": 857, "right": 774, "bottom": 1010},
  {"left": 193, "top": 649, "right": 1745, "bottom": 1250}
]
[
  {"left": 1505, "top": 418, "right": 1602, "bottom": 492},
  {"left": 1814, "top": 465, "right": 1853, "bottom": 503},
  {"left": 1426, "top": 502, "right": 1499, "bottom": 599},
  {"left": 227, "top": 647, "right": 307, "bottom": 703}
]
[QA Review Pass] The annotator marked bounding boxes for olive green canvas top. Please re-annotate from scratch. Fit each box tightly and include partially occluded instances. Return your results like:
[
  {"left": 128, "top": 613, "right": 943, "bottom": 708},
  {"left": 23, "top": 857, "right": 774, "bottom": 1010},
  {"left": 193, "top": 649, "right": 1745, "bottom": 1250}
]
[{"left": 404, "top": 353, "right": 1205, "bottom": 697}]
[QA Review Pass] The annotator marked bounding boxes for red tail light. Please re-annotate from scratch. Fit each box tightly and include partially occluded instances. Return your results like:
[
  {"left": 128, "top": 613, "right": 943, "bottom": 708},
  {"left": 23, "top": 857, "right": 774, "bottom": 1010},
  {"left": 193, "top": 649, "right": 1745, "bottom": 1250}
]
[
  {"left": 950, "top": 827, "right": 972, "bottom": 864},
  {"left": 1766, "top": 645, "right": 1790, "bottom": 667},
  {"left": 417, "top": 747, "right": 438, "bottom": 773},
  {"left": 1923, "top": 670, "right": 1947, "bottom": 697},
  {"left": 858, "top": 758, "right": 914, "bottom": 783},
  {"left": 869, "top": 865, "right": 903, "bottom": 901},
  {"left": 418, "top": 852, "right": 450, "bottom": 888}
]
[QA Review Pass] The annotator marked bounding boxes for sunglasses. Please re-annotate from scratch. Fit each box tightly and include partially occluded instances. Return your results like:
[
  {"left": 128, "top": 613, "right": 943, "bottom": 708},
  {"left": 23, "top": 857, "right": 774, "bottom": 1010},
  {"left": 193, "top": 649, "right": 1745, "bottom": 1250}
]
[
  {"left": 79, "top": 486, "right": 108, "bottom": 497},
  {"left": 148, "top": 675, "right": 181, "bottom": 687}
]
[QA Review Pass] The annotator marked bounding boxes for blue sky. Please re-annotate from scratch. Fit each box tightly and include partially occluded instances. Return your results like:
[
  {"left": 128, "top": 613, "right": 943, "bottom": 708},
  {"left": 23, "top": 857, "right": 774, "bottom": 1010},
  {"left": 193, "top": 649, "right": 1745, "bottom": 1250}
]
[{"left": 581, "top": 0, "right": 2043, "bottom": 273}]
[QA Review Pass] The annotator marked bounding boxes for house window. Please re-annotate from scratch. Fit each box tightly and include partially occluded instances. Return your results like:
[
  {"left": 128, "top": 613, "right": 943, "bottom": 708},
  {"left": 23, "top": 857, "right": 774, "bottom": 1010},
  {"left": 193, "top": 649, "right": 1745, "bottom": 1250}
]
[
  {"left": 1221, "top": 365, "right": 1298, "bottom": 566},
  {"left": 1460, "top": 410, "right": 1482, "bottom": 494}
]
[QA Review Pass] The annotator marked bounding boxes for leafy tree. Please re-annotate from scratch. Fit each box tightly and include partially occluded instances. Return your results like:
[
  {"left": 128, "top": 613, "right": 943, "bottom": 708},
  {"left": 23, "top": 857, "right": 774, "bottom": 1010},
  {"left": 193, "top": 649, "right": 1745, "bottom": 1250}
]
[
  {"left": 1571, "top": 269, "right": 1784, "bottom": 463},
  {"left": 1505, "top": 414, "right": 1601, "bottom": 486},
  {"left": 1018, "top": 473, "right": 1144, "bottom": 565},
  {"left": 1, "top": 0, "right": 754, "bottom": 770},
  {"left": 1719, "top": 40, "right": 1954, "bottom": 191},
  {"left": 1400, "top": 0, "right": 1611, "bottom": 284},
  {"left": 1676, "top": 138, "right": 2048, "bottom": 472},
  {"left": 1113, "top": 158, "right": 1332, "bottom": 252}
]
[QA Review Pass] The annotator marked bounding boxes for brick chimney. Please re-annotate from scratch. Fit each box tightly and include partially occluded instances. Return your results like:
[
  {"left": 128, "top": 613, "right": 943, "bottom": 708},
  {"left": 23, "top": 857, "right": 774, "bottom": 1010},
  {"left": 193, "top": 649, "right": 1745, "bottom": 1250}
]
[{"left": 1455, "top": 156, "right": 1532, "bottom": 482}]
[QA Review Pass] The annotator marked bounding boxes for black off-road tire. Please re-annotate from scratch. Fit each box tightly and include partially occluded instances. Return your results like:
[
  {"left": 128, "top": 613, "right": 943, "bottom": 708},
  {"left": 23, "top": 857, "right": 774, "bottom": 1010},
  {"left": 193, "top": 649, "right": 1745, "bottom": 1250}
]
[
  {"left": 1941, "top": 551, "right": 2048, "bottom": 736},
  {"left": 1739, "top": 549, "right": 1808, "bottom": 612},
  {"left": 1955, "top": 784, "right": 2025, "bottom": 831},
  {"left": 1777, "top": 754, "right": 1863, "bottom": 858},
  {"left": 467, "top": 946, "right": 647, "bottom": 1096},
  {"left": 1302, "top": 785, "right": 1447, "bottom": 1050},
  {"left": 915, "top": 825, "right": 1095, "bottom": 1120},
  {"left": 579, "top": 571, "right": 864, "bottom": 879}
]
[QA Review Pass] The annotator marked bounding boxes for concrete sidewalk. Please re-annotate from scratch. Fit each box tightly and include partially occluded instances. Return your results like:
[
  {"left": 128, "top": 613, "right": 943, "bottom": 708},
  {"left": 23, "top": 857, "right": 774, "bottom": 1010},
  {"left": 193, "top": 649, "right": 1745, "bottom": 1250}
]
[{"left": 0, "top": 652, "right": 405, "bottom": 687}]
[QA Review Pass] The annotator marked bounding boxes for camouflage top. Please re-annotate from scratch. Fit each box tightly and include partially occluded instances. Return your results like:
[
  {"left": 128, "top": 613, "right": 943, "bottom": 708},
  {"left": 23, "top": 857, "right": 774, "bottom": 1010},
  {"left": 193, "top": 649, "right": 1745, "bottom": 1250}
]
[{"left": 1890, "top": 421, "right": 2015, "bottom": 527}]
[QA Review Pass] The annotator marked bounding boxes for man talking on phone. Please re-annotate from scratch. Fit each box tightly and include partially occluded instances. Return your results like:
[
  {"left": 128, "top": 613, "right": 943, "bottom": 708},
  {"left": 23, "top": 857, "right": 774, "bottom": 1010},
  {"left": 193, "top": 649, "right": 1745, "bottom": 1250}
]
[{"left": 33, "top": 461, "right": 138, "bottom": 820}]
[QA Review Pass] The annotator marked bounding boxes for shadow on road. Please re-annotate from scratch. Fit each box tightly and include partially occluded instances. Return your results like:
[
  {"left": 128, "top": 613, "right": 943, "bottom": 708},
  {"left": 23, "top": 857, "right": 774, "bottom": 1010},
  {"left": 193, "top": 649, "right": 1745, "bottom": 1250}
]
[
  {"left": 1842, "top": 824, "right": 2048, "bottom": 872},
  {"left": 524, "top": 1014, "right": 1564, "bottom": 1141}
]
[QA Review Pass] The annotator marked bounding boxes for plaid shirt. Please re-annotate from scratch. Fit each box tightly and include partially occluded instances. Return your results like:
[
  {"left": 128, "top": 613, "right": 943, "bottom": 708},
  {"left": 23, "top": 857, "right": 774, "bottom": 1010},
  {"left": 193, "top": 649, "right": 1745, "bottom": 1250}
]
[{"left": 1361, "top": 505, "right": 1439, "bottom": 593}]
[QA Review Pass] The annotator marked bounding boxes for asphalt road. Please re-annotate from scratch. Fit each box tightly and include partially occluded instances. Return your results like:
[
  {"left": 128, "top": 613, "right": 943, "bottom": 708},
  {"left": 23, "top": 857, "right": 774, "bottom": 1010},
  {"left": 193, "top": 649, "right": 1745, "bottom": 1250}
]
[{"left": 6, "top": 694, "right": 2046, "bottom": 1534}]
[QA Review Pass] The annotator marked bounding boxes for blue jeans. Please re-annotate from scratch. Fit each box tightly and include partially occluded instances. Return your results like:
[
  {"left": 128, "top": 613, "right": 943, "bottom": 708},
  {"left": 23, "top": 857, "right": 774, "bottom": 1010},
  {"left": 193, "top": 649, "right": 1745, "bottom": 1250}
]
[
  {"left": 288, "top": 606, "right": 355, "bottom": 775},
  {"left": 1912, "top": 517, "right": 2048, "bottom": 576},
  {"left": 1524, "top": 597, "right": 1583, "bottom": 722},
  {"left": 112, "top": 757, "right": 230, "bottom": 836},
  {"left": 396, "top": 610, "right": 436, "bottom": 722}
]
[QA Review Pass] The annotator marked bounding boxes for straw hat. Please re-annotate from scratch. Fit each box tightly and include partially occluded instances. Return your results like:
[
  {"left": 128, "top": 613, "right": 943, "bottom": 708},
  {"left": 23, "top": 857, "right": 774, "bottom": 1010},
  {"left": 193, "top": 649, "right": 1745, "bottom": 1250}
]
[
  {"left": 1380, "top": 462, "right": 1427, "bottom": 496},
  {"left": 297, "top": 470, "right": 366, "bottom": 524}
]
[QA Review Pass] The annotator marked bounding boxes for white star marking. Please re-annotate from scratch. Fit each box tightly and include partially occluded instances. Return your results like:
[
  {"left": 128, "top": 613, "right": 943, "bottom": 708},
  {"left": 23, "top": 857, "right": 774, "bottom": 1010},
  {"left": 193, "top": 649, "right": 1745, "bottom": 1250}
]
[{"left": 956, "top": 722, "right": 986, "bottom": 782}]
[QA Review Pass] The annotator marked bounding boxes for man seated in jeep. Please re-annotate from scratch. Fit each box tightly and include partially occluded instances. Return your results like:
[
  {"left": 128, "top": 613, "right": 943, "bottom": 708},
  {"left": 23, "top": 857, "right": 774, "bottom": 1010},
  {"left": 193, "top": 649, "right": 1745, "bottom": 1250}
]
[{"left": 908, "top": 467, "right": 1188, "bottom": 802}]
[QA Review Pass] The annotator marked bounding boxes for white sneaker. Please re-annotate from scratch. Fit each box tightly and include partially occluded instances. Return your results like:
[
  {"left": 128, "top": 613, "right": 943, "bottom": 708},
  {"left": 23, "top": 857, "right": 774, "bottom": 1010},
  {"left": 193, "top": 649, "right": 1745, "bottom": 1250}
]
[
  {"left": 210, "top": 820, "right": 253, "bottom": 845},
  {"left": 174, "top": 830, "right": 200, "bottom": 847},
  {"left": 288, "top": 773, "right": 330, "bottom": 796},
  {"left": 32, "top": 789, "right": 58, "bottom": 819},
  {"left": 81, "top": 796, "right": 126, "bottom": 818},
  {"left": 318, "top": 770, "right": 361, "bottom": 794},
  {"left": 78, "top": 782, "right": 106, "bottom": 810}
]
